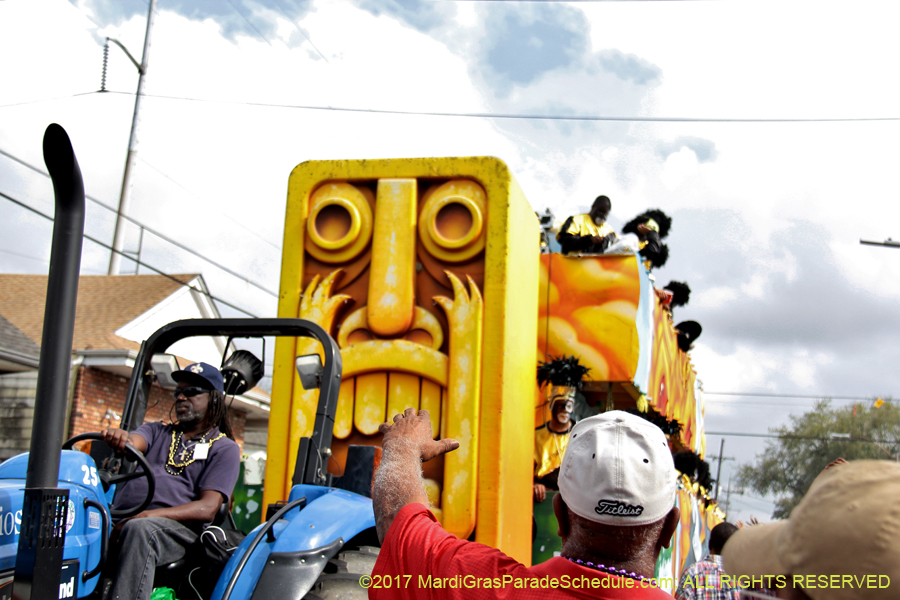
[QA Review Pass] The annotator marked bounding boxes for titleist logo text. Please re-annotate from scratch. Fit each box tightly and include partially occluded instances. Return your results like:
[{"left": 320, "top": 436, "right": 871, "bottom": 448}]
[{"left": 595, "top": 500, "right": 644, "bottom": 517}]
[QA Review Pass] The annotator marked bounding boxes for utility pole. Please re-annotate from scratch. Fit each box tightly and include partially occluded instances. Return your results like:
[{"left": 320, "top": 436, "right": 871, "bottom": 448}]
[
  {"left": 108, "top": 0, "right": 157, "bottom": 275},
  {"left": 724, "top": 477, "right": 732, "bottom": 516},
  {"left": 858, "top": 240, "right": 900, "bottom": 460},
  {"left": 708, "top": 438, "right": 735, "bottom": 502}
]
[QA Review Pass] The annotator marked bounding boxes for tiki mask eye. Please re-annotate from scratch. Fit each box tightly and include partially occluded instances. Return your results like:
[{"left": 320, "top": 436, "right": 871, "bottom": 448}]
[
  {"left": 305, "top": 183, "right": 373, "bottom": 263},
  {"left": 418, "top": 180, "right": 486, "bottom": 263}
]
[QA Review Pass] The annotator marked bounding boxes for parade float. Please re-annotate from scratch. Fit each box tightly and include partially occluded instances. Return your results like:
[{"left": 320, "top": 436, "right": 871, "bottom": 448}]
[
  {"left": 0, "top": 132, "right": 717, "bottom": 599},
  {"left": 265, "top": 156, "right": 722, "bottom": 590}
]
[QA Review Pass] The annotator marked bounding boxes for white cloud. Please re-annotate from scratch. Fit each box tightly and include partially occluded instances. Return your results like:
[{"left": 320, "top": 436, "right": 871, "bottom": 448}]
[
  {"left": 695, "top": 286, "right": 739, "bottom": 309},
  {"left": 691, "top": 342, "right": 836, "bottom": 403},
  {"left": 4, "top": 0, "right": 900, "bottom": 482},
  {"left": 787, "top": 350, "right": 832, "bottom": 388},
  {"left": 454, "top": 2, "right": 478, "bottom": 29},
  {"left": 691, "top": 343, "right": 780, "bottom": 393},
  {"left": 659, "top": 146, "right": 699, "bottom": 189}
]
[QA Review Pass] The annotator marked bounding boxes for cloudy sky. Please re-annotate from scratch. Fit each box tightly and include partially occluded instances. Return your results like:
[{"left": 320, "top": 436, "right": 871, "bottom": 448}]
[{"left": 3, "top": 0, "right": 900, "bottom": 522}]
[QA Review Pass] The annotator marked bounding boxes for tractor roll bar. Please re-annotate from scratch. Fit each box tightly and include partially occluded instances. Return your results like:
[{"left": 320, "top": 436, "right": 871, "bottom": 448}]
[{"left": 121, "top": 318, "right": 343, "bottom": 486}]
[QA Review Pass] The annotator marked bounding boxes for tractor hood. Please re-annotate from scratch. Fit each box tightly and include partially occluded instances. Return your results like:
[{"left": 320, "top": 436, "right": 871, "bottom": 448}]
[{"left": 0, "top": 451, "right": 111, "bottom": 596}]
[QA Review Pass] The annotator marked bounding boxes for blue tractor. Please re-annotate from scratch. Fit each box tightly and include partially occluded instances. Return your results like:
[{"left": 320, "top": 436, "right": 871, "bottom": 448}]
[{"left": 0, "top": 126, "right": 379, "bottom": 600}]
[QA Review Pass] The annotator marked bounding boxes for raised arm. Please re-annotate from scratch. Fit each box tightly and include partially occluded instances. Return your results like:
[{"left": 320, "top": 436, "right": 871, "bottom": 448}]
[{"left": 373, "top": 408, "right": 459, "bottom": 543}]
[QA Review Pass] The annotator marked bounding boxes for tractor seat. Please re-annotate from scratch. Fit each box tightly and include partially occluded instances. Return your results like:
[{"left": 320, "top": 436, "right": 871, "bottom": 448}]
[
  {"left": 153, "top": 502, "right": 234, "bottom": 588},
  {"left": 154, "top": 558, "right": 189, "bottom": 588}
]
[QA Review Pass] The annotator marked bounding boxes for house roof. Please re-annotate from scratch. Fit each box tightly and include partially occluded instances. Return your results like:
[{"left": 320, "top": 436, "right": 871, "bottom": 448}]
[
  {"left": 0, "top": 274, "right": 198, "bottom": 351},
  {"left": 0, "top": 313, "right": 40, "bottom": 367}
]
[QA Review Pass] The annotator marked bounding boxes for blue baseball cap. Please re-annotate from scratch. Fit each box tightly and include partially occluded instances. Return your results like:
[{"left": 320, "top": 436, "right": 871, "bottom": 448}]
[{"left": 172, "top": 362, "right": 224, "bottom": 392}]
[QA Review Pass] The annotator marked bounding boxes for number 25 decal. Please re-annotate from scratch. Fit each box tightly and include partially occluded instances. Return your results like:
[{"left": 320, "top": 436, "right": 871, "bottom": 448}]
[{"left": 81, "top": 465, "right": 99, "bottom": 486}]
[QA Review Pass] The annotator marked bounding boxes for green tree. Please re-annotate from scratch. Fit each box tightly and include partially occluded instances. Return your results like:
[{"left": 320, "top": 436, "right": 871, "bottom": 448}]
[{"left": 737, "top": 399, "right": 900, "bottom": 519}]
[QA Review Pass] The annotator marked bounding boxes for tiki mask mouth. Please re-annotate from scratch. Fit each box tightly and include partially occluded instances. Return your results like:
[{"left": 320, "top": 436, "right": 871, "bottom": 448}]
[
  {"left": 333, "top": 306, "right": 449, "bottom": 437},
  {"left": 334, "top": 339, "right": 448, "bottom": 438}
]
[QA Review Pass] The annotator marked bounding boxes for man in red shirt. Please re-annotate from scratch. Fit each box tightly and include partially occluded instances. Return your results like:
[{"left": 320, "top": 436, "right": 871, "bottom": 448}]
[{"left": 371, "top": 409, "right": 680, "bottom": 599}]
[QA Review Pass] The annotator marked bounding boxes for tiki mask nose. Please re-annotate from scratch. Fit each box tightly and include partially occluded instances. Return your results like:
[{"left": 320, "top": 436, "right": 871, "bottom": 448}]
[{"left": 367, "top": 179, "right": 417, "bottom": 337}]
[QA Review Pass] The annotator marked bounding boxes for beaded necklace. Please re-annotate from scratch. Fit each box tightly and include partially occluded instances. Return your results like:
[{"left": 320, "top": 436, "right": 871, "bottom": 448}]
[
  {"left": 563, "top": 557, "right": 649, "bottom": 583},
  {"left": 166, "top": 429, "right": 226, "bottom": 475}
]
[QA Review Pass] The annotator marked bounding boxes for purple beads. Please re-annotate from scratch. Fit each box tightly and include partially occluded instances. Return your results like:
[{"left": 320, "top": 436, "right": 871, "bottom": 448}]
[{"left": 562, "top": 556, "right": 648, "bottom": 583}]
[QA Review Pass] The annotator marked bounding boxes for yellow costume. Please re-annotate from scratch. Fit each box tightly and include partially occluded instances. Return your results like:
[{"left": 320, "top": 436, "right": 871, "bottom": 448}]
[
  {"left": 557, "top": 214, "right": 615, "bottom": 240},
  {"left": 533, "top": 423, "right": 572, "bottom": 479}
]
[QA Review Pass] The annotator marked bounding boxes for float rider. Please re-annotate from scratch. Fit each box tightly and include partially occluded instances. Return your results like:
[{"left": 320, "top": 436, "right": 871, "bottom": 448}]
[
  {"left": 557, "top": 195, "right": 618, "bottom": 255},
  {"left": 620, "top": 209, "right": 672, "bottom": 270},
  {"left": 534, "top": 355, "right": 590, "bottom": 502}
]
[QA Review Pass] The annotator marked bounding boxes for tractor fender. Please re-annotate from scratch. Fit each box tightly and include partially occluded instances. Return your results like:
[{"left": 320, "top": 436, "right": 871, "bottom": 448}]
[{"left": 211, "top": 484, "right": 375, "bottom": 600}]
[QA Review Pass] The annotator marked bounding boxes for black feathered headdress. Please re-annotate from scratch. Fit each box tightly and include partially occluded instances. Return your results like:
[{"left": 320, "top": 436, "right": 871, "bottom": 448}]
[
  {"left": 537, "top": 355, "right": 590, "bottom": 390},
  {"left": 625, "top": 408, "right": 684, "bottom": 437},
  {"left": 676, "top": 320, "right": 702, "bottom": 352},
  {"left": 664, "top": 281, "right": 691, "bottom": 307},
  {"left": 622, "top": 209, "right": 673, "bottom": 239},
  {"left": 673, "top": 450, "right": 714, "bottom": 491}
]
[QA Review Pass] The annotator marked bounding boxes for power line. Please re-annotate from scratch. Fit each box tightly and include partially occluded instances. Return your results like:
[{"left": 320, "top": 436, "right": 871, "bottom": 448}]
[
  {"left": 735, "top": 491, "right": 777, "bottom": 505},
  {"left": 9, "top": 88, "right": 896, "bottom": 124},
  {"left": 707, "top": 401, "right": 828, "bottom": 409},
  {"left": 705, "top": 400, "right": 887, "bottom": 409},
  {"left": 270, "top": 0, "right": 329, "bottom": 62},
  {"left": 437, "top": 0, "right": 717, "bottom": 2},
  {"left": 706, "top": 431, "right": 898, "bottom": 444},
  {"left": 224, "top": 0, "right": 273, "bottom": 47},
  {"left": 0, "top": 190, "right": 259, "bottom": 318},
  {"left": 0, "top": 92, "right": 97, "bottom": 110},
  {"left": 728, "top": 496, "right": 771, "bottom": 509},
  {"left": 136, "top": 157, "right": 282, "bottom": 252},
  {"left": 705, "top": 391, "right": 892, "bottom": 402},
  {"left": 0, "top": 146, "right": 279, "bottom": 298},
  {"left": 727, "top": 496, "right": 773, "bottom": 512},
  {"left": 0, "top": 248, "right": 48, "bottom": 264},
  {"left": 703, "top": 392, "right": 895, "bottom": 410},
  {"left": 101, "top": 90, "right": 900, "bottom": 123}
]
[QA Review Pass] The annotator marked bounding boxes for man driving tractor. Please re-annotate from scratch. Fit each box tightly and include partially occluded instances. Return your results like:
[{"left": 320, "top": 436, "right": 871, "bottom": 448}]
[{"left": 100, "top": 362, "right": 240, "bottom": 600}]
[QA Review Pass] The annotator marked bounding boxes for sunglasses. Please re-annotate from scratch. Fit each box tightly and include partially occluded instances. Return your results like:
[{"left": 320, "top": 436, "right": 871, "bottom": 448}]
[{"left": 173, "top": 386, "right": 208, "bottom": 399}]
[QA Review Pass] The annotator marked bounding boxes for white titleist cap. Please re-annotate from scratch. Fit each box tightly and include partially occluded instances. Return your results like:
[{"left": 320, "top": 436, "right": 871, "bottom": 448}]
[{"left": 557, "top": 410, "right": 677, "bottom": 526}]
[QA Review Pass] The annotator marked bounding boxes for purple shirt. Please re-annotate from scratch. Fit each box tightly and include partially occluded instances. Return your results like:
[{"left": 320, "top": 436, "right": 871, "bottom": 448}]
[{"left": 111, "top": 422, "right": 240, "bottom": 519}]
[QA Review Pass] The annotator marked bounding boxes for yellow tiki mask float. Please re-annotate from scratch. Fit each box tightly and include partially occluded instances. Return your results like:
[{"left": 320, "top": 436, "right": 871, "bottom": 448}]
[{"left": 265, "top": 157, "right": 540, "bottom": 563}]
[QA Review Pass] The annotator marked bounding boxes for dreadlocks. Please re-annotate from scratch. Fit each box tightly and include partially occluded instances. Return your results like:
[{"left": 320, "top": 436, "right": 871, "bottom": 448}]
[{"left": 205, "top": 389, "right": 235, "bottom": 440}]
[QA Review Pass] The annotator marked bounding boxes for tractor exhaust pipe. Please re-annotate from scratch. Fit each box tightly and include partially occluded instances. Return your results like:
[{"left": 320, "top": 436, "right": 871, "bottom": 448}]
[{"left": 13, "top": 124, "right": 85, "bottom": 600}]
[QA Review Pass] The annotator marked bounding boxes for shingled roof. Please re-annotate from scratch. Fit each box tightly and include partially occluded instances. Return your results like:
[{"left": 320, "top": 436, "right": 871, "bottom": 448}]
[
  {"left": 0, "top": 313, "right": 40, "bottom": 367},
  {"left": 0, "top": 274, "right": 199, "bottom": 351}
]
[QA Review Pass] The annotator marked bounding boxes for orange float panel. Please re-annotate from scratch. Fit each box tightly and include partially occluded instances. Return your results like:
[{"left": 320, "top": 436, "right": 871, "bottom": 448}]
[{"left": 539, "top": 252, "right": 705, "bottom": 456}]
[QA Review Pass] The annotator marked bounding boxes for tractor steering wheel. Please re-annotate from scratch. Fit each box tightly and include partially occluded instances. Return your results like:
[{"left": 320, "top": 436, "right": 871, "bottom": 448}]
[{"left": 63, "top": 432, "right": 157, "bottom": 519}]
